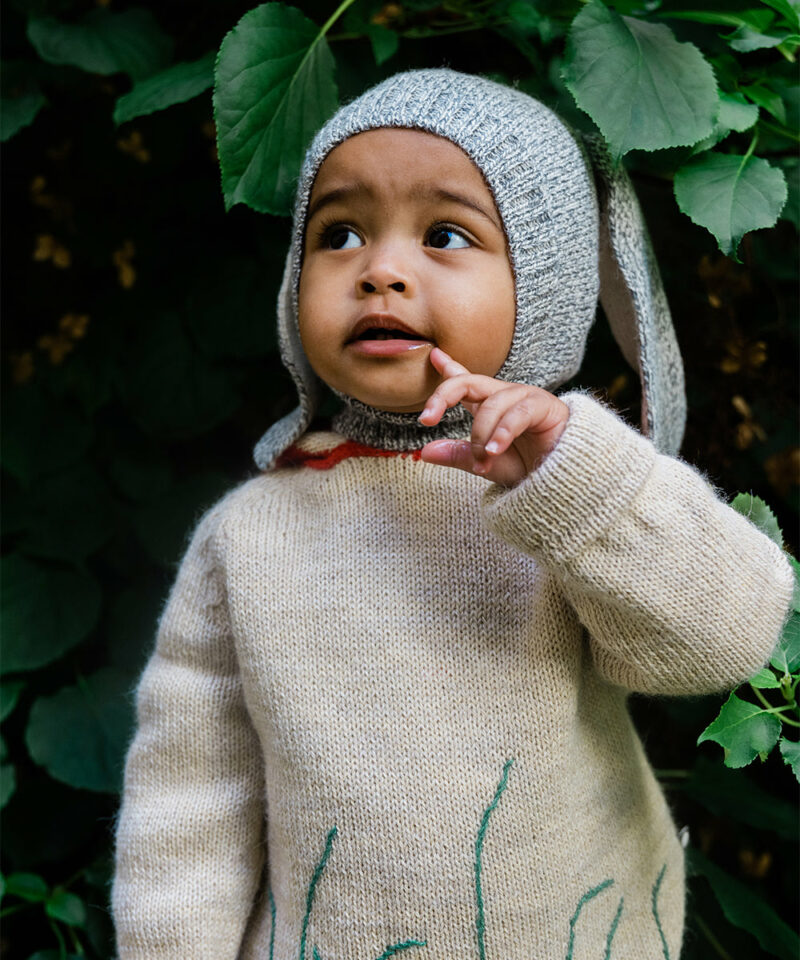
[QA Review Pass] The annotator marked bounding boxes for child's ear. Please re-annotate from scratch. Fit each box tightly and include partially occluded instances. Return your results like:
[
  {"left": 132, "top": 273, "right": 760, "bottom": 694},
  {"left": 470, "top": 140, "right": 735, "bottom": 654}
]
[{"left": 583, "top": 134, "right": 686, "bottom": 458}]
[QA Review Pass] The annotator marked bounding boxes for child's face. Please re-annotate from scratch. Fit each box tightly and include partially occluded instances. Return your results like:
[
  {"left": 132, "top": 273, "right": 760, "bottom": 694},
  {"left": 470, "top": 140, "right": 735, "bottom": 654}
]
[{"left": 297, "top": 129, "right": 515, "bottom": 413}]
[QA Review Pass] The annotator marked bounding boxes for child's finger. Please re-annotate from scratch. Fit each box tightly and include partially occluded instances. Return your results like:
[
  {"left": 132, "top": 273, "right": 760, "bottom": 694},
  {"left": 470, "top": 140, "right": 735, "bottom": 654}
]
[
  {"left": 421, "top": 438, "right": 526, "bottom": 486},
  {"left": 469, "top": 384, "right": 537, "bottom": 455},
  {"left": 418, "top": 372, "right": 507, "bottom": 426},
  {"left": 429, "top": 347, "right": 471, "bottom": 379}
]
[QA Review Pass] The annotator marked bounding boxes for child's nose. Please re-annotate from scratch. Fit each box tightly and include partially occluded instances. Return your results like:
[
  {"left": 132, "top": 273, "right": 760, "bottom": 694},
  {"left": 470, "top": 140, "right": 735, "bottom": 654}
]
[{"left": 356, "top": 246, "right": 412, "bottom": 296}]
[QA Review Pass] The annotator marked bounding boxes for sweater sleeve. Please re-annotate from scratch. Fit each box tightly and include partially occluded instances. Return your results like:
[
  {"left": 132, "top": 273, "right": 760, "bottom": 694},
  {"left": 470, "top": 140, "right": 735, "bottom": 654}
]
[
  {"left": 481, "top": 392, "right": 794, "bottom": 696},
  {"left": 112, "top": 503, "right": 265, "bottom": 959}
]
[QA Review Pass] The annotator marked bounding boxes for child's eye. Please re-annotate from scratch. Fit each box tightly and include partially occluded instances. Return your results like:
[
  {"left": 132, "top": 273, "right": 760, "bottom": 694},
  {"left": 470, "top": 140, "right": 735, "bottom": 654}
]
[
  {"left": 426, "top": 226, "right": 470, "bottom": 250},
  {"left": 325, "top": 226, "right": 363, "bottom": 250}
]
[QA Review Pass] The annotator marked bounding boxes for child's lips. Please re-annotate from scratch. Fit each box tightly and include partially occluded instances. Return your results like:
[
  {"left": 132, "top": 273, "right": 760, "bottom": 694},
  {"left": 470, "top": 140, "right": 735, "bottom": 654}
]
[
  {"left": 346, "top": 313, "right": 434, "bottom": 357},
  {"left": 348, "top": 338, "right": 432, "bottom": 356}
]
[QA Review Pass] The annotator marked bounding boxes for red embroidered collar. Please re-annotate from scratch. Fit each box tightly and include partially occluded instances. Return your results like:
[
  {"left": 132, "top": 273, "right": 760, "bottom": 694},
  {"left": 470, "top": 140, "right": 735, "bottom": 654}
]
[{"left": 275, "top": 440, "right": 423, "bottom": 471}]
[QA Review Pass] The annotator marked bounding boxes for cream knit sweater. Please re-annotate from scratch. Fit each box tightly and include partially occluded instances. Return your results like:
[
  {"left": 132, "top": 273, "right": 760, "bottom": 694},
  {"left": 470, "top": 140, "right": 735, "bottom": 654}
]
[{"left": 112, "top": 393, "right": 793, "bottom": 960}]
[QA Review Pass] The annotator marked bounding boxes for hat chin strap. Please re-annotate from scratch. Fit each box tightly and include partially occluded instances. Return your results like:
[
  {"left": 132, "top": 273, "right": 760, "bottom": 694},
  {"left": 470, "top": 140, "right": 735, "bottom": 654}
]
[{"left": 586, "top": 134, "right": 686, "bottom": 458}]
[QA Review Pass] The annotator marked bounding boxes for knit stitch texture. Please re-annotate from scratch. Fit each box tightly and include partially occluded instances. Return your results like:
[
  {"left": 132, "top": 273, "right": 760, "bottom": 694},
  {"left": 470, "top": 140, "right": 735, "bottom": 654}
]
[{"left": 112, "top": 394, "right": 793, "bottom": 959}]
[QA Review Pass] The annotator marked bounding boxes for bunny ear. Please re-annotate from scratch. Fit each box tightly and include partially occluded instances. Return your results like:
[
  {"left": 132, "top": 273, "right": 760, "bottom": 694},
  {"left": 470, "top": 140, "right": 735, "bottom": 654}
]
[
  {"left": 253, "top": 251, "right": 320, "bottom": 471},
  {"left": 583, "top": 134, "right": 686, "bottom": 457}
]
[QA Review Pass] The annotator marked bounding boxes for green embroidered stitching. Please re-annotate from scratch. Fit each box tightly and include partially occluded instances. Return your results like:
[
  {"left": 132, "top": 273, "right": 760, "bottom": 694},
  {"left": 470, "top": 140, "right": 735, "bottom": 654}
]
[
  {"left": 373, "top": 940, "right": 428, "bottom": 959},
  {"left": 651, "top": 863, "right": 670, "bottom": 960},
  {"left": 604, "top": 896, "right": 624, "bottom": 960},
  {"left": 269, "top": 888, "right": 276, "bottom": 960},
  {"left": 565, "top": 878, "right": 614, "bottom": 960},
  {"left": 299, "top": 826, "right": 338, "bottom": 960},
  {"left": 474, "top": 757, "right": 514, "bottom": 960}
]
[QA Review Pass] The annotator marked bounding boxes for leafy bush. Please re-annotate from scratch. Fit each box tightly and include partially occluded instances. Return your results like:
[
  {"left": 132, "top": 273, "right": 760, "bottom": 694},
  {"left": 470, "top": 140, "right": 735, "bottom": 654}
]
[{"left": 1, "top": 0, "right": 797, "bottom": 957}]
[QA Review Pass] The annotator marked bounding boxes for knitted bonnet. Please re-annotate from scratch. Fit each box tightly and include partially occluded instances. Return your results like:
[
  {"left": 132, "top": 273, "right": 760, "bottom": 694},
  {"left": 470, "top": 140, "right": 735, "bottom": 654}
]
[{"left": 253, "top": 68, "right": 686, "bottom": 469}]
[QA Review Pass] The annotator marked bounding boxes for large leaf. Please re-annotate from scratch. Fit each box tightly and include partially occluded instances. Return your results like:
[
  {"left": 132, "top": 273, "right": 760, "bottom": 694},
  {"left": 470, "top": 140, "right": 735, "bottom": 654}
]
[
  {"left": 731, "top": 492, "right": 783, "bottom": 545},
  {"left": 0, "top": 681, "right": 26, "bottom": 722},
  {"left": 119, "top": 313, "right": 241, "bottom": 439},
  {"left": 1, "top": 87, "right": 46, "bottom": 142},
  {"left": 681, "top": 756, "right": 798, "bottom": 839},
  {"left": 214, "top": 3, "right": 339, "bottom": 215},
  {"left": 2, "top": 386, "right": 93, "bottom": 486},
  {"left": 688, "top": 848, "right": 800, "bottom": 960},
  {"left": 45, "top": 889, "right": 87, "bottom": 927},
  {"left": 770, "top": 612, "right": 800, "bottom": 673},
  {"left": 562, "top": 0, "right": 718, "bottom": 160},
  {"left": 697, "top": 692, "right": 781, "bottom": 767},
  {"left": 25, "top": 668, "right": 135, "bottom": 793},
  {"left": 15, "top": 464, "right": 117, "bottom": 562},
  {"left": 779, "top": 737, "right": 800, "bottom": 781},
  {"left": 1, "top": 556, "right": 101, "bottom": 674},
  {"left": 113, "top": 51, "right": 215, "bottom": 126},
  {"left": 27, "top": 8, "right": 173, "bottom": 81},
  {"left": 674, "top": 152, "right": 787, "bottom": 257},
  {"left": 0, "top": 762, "right": 16, "bottom": 809}
]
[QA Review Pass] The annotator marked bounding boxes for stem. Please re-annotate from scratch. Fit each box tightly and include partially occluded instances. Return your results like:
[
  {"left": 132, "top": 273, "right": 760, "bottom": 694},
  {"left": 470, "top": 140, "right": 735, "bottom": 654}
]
[
  {"left": 68, "top": 924, "right": 85, "bottom": 956},
  {"left": 49, "top": 917, "right": 67, "bottom": 959},
  {"left": 758, "top": 117, "right": 800, "bottom": 143},
  {"left": 748, "top": 686, "right": 800, "bottom": 726},
  {"left": 318, "top": 0, "right": 360, "bottom": 38},
  {"left": 694, "top": 914, "right": 734, "bottom": 960}
]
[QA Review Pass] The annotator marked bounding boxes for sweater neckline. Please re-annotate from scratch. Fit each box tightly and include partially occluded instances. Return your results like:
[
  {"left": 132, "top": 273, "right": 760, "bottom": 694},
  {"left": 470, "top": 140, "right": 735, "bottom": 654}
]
[{"left": 330, "top": 395, "right": 473, "bottom": 451}]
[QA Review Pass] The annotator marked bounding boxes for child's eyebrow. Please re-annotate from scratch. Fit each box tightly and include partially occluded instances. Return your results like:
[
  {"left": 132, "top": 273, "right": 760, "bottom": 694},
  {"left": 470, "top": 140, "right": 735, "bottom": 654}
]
[{"left": 306, "top": 182, "right": 502, "bottom": 232}]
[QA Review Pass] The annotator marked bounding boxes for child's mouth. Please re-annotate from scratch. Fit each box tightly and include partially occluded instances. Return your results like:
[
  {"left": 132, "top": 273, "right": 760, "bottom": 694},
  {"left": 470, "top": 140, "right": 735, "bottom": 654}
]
[
  {"left": 348, "top": 329, "right": 432, "bottom": 357},
  {"left": 347, "top": 318, "right": 433, "bottom": 356}
]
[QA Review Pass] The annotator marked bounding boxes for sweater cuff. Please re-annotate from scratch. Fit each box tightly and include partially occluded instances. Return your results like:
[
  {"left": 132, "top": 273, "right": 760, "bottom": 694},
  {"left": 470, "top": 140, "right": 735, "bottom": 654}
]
[{"left": 482, "top": 392, "right": 657, "bottom": 565}]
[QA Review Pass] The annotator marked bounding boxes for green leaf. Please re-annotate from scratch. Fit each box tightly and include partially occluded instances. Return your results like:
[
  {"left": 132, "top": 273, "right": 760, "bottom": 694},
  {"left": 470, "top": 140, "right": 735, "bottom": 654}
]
[
  {"left": 1, "top": 555, "right": 101, "bottom": 674},
  {"left": 0, "top": 763, "right": 16, "bottom": 809},
  {"left": 1, "top": 85, "right": 46, "bottom": 142},
  {"left": 214, "top": 2, "right": 339, "bottom": 215},
  {"left": 790, "top": 555, "right": 800, "bottom": 611},
  {"left": 748, "top": 666, "right": 781, "bottom": 688},
  {"left": 727, "top": 24, "right": 789, "bottom": 51},
  {"left": 120, "top": 312, "right": 241, "bottom": 439},
  {"left": 731, "top": 492, "right": 783, "bottom": 545},
  {"left": 5, "top": 872, "right": 48, "bottom": 901},
  {"left": 770, "top": 612, "right": 800, "bottom": 673},
  {"left": 562, "top": 0, "right": 718, "bottom": 160},
  {"left": 742, "top": 82, "right": 787, "bottom": 125},
  {"left": 45, "top": 888, "right": 87, "bottom": 927},
  {"left": 760, "top": 0, "right": 800, "bottom": 29},
  {"left": 779, "top": 737, "right": 800, "bottom": 781},
  {"left": 718, "top": 91, "right": 760, "bottom": 133},
  {"left": 113, "top": 51, "right": 215, "bottom": 126},
  {"left": 2, "top": 387, "right": 93, "bottom": 486},
  {"left": 681, "top": 756, "right": 798, "bottom": 839},
  {"left": 775, "top": 155, "right": 799, "bottom": 229},
  {"left": 0, "top": 680, "right": 26, "bottom": 722},
  {"left": 688, "top": 848, "right": 800, "bottom": 960},
  {"left": 674, "top": 152, "right": 787, "bottom": 257},
  {"left": 25, "top": 667, "right": 135, "bottom": 793},
  {"left": 17, "top": 465, "right": 117, "bottom": 562},
  {"left": 697, "top": 692, "right": 782, "bottom": 767},
  {"left": 367, "top": 23, "right": 399, "bottom": 65},
  {"left": 27, "top": 8, "right": 173, "bottom": 81},
  {"left": 663, "top": 10, "right": 774, "bottom": 29}
]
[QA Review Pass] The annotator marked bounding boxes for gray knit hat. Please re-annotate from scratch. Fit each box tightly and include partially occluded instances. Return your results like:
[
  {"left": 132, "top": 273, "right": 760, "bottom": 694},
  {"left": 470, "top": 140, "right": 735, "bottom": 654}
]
[{"left": 254, "top": 68, "right": 685, "bottom": 469}]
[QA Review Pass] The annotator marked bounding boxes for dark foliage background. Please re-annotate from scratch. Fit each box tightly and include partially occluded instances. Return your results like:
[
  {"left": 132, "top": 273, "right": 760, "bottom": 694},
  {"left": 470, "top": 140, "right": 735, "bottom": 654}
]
[{"left": 1, "top": 0, "right": 797, "bottom": 958}]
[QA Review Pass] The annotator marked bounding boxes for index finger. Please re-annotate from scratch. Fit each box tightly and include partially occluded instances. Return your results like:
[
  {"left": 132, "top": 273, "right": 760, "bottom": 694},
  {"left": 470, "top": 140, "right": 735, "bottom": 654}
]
[{"left": 430, "top": 347, "right": 471, "bottom": 379}]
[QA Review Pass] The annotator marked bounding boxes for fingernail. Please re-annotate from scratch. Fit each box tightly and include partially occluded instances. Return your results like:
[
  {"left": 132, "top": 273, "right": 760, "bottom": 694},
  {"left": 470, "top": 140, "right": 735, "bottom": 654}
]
[
  {"left": 485, "top": 440, "right": 500, "bottom": 454},
  {"left": 474, "top": 461, "right": 488, "bottom": 474},
  {"left": 418, "top": 407, "right": 433, "bottom": 421}
]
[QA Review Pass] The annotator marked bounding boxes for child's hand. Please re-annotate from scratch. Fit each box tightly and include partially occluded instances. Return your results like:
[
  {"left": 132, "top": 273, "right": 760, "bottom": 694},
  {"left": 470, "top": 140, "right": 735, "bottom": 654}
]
[{"left": 419, "top": 348, "right": 569, "bottom": 487}]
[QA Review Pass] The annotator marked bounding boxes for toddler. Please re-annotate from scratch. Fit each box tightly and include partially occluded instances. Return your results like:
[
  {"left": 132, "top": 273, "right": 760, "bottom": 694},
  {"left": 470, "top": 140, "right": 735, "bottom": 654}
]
[{"left": 111, "top": 69, "right": 793, "bottom": 959}]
